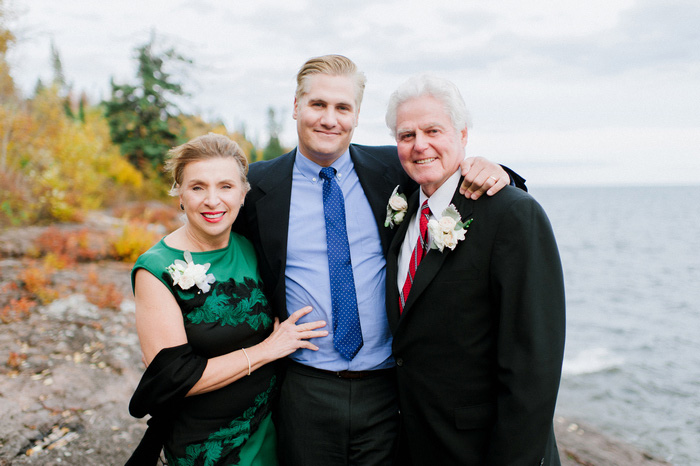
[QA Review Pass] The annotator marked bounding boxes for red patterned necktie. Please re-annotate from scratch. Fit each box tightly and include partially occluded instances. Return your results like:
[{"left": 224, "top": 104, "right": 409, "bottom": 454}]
[{"left": 399, "top": 200, "right": 431, "bottom": 314}]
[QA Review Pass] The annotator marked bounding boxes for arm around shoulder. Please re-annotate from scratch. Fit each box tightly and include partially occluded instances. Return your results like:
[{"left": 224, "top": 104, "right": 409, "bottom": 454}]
[{"left": 458, "top": 157, "right": 528, "bottom": 200}]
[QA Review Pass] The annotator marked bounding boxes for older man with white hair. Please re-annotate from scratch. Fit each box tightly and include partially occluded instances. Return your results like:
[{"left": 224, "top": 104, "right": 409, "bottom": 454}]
[{"left": 384, "top": 74, "right": 566, "bottom": 465}]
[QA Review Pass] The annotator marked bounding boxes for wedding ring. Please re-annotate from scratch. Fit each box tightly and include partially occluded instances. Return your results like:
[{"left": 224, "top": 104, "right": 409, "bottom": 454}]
[{"left": 488, "top": 176, "right": 498, "bottom": 182}]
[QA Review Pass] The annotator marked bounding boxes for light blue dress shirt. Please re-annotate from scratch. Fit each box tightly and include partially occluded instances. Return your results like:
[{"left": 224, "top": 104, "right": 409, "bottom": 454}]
[{"left": 285, "top": 149, "right": 394, "bottom": 371}]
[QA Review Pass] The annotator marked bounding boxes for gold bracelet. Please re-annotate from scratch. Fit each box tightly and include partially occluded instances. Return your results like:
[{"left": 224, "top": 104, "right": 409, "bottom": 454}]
[{"left": 241, "top": 348, "right": 251, "bottom": 376}]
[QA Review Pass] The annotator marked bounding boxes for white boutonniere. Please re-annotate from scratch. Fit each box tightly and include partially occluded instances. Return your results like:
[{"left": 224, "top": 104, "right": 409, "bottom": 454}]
[
  {"left": 427, "top": 204, "right": 473, "bottom": 252},
  {"left": 166, "top": 250, "right": 216, "bottom": 293},
  {"left": 384, "top": 186, "right": 408, "bottom": 228}
]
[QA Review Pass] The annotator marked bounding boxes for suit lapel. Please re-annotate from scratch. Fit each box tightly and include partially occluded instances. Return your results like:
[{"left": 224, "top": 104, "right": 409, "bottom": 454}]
[
  {"left": 386, "top": 190, "right": 421, "bottom": 332},
  {"left": 253, "top": 151, "right": 295, "bottom": 292},
  {"left": 351, "top": 145, "right": 403, "bottom": 253},
  {"left": 399, "top": 179, "right": 475, "bottom": 318}
]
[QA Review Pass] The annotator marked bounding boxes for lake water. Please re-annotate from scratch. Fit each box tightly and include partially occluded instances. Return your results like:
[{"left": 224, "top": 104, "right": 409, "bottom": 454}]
[{"left": 530, "top": 185, "right": 700, "bottom": 465}]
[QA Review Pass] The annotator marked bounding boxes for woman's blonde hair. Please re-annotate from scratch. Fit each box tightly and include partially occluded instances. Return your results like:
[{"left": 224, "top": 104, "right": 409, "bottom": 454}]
[{"left": 164, "top": 133, "right": 250, "bottom": 196}]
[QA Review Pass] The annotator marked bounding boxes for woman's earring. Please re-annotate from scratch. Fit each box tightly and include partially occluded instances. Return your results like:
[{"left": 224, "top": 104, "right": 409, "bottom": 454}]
[{"left": 180, "top": 203, "right": 184, "bottom": 211}]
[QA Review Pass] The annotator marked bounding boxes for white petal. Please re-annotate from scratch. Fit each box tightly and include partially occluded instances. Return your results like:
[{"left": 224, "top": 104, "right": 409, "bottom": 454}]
[{"left": 183, "top": 250, "right": 193, "bottom": 264}]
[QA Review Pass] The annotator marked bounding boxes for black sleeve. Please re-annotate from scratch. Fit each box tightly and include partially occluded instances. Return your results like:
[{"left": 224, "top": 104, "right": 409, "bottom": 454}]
[
  {"left": 126, "top": 344, "right": 207, "bottom": 465},
  {"left": 129, "top": 343, "right": 207, "bottom": 418},
  {"left": 501, "top": 165, "right": 528, "bottom": 192}
]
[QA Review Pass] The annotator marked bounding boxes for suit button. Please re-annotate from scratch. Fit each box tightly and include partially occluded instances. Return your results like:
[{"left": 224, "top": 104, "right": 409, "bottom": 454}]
[{"left": 396, "top": 358, "right": 404, "bottom": 367}]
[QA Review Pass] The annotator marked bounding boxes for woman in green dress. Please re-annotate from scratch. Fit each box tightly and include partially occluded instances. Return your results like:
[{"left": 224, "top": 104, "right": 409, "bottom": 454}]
[{"left": 127, "top": 133, "right": 327, "bottom": 465}]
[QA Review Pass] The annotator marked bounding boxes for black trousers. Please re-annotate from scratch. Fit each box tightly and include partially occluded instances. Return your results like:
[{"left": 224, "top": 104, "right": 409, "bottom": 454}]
[{"left": 276, "top": 362, "right": 400, "bottom": 466}]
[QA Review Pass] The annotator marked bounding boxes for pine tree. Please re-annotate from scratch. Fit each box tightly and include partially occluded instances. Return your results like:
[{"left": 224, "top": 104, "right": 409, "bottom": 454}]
[
  {"left": 50, "top": 41, "right": 66, "bottom": 90},
  {"left": 103, "top": 32, "right": 192, "bottom": 171},
  {"left": 262, "top": 107, "right": 285, "bottom": 160},
  {"left": 49, "top": 41, "right": 77, "bottom": 120}
]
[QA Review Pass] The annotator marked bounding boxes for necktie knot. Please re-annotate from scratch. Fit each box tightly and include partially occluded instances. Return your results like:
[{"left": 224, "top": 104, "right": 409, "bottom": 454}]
[
  {"left": 419, "top": 200, "right": 431, "bottom": 240},
  {"left": 420, "top": 200, "right": 430, "bottom": 214},
  {"left": 320, "top": 167, "right": 336, "bottom": 181}
]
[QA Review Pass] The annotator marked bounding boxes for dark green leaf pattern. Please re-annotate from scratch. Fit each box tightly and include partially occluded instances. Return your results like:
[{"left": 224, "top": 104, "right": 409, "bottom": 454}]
[
  {"left": 166, "top": 376, "right": 277, "bottom": 466},
  {"left": 184, "top": 277, "right": 271, "bottom": 330}
]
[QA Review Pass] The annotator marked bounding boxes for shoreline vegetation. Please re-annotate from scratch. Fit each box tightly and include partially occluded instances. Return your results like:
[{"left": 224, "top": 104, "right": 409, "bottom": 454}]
[{"left": 0, "top": 216, "right": 671, "bottom": 465}]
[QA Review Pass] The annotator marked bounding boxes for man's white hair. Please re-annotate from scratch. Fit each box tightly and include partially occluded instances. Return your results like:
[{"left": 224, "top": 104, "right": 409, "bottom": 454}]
[{"left": 385, "top": 74, "right": 471, "bottom": 137}]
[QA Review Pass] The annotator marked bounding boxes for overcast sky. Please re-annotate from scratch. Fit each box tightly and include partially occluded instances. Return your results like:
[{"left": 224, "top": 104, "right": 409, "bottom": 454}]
[{"left": 7, "top": 0, "right": 700, "bottom": 186}]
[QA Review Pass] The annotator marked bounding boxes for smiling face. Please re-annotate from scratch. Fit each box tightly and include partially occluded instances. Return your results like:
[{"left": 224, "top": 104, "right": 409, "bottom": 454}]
[
  {"left": 395, "top": 95, "right": 468, "bottom": 197},
  {"left": 293, "top": 73, "right": 359, "bottom": 167},
  {"left": 178, "top": 157, "right": 247, "bottom": 247}
]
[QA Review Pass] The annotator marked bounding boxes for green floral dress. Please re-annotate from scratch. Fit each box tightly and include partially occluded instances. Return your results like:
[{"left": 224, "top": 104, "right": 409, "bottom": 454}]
[{"left": 131, "top": 232, "right": 278, "bottom": 466}]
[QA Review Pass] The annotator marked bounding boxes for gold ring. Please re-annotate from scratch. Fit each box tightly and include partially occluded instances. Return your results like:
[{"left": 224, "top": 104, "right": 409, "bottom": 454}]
[{"left": 489, "top": 176, "right": 498, "bottom": 182}]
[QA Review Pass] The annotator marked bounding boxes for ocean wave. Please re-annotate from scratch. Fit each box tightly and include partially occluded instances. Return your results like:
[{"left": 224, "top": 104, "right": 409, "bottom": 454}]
[{"left": 562, "top": 347, "right": 625, "bottom": 376}]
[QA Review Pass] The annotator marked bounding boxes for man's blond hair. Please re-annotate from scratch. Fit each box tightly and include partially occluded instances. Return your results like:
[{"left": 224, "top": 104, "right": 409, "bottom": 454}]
[{"left": 295, "top": 54, "right": 367, "bottom": 110}]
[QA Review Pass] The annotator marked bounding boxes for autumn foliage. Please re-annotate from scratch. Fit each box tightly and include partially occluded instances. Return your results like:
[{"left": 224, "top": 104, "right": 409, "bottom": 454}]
[
  {"left": 0, "top": 86, "right": 152, "bottom": 226},
  {"left": 32, "top": 226, "right": 109, "bottom": 264},
  {"left": 0, "top": 13, "right": 259, "bottom": 229},
  {"left": 0, "top": 9, "right": 267, "bottom": 325}
]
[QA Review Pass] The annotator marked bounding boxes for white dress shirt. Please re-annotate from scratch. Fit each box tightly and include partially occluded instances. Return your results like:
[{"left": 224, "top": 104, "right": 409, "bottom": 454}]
[{"left": 396, "top": 170, "right": 462, "bottom": 292}]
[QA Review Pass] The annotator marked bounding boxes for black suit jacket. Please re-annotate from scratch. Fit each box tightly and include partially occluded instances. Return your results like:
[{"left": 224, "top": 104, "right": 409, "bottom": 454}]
[
  {"left": 236, "top": 144, "right": 415, "bottom": 319},
  {"left": 386, "top": 182, "right": 565, "bottom": 465}
]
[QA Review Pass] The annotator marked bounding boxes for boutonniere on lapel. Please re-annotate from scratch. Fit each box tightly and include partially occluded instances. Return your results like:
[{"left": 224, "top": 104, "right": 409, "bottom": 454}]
[
  {"left": 384, "top": 185, "right": 408, "bottom": 229},
  {"left": 428, "top": 204, "right": 473, "bottom": 252},
  {"left": 166, "top": 250, "right": 216, "bottom": 293}
]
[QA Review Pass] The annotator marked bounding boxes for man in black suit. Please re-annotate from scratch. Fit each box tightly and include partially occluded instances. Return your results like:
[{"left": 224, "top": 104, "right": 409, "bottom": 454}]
[
  {"left": 237, "top": 55, "right": 525, "bottom": 465},
  {"left": 384, "top": 74, "right": 565, "bottom": 465}
]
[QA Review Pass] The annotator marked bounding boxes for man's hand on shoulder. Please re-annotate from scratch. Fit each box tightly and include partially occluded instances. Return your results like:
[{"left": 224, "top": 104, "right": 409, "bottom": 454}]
[{"left": 459, "top": 156, "right": 510, "bottom": 200}]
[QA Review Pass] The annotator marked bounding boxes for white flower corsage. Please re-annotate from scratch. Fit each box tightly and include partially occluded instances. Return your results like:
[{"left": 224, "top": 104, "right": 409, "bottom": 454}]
[
  {"left": 384, "top": 186, "right": 408, "bottom": 229},
  {"left": 166, "top": 250, "right": 216, "bottom": 293},
  {"left": 427, "top": 204, "right": 473, "bottom": 252}
]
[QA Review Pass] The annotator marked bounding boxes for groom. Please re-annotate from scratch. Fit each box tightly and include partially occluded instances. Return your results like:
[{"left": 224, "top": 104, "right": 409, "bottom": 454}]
[{"left": 384, "top": 74, "right": 566, "bottom": 465}]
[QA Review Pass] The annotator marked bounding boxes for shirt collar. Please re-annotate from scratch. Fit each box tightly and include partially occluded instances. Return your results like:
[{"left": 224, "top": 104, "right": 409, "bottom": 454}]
[
  {"left": 419, "top": 170, "right": 461, "bottom": 217},
  {"left": 294, "top": 147, "right": 352, "bottom": 182}
]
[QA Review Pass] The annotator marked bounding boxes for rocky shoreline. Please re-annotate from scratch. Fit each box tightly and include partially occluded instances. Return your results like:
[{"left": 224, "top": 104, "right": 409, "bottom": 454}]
[{"left": 0, "top": 223, "right": 673, "bottom": 465}]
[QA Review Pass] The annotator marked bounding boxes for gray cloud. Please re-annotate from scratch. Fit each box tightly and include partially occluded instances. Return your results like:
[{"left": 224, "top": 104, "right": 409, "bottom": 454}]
[
  {"left": 525, "top": 0, "right": 700, "bottom": 75},
  {"left": 10, "top": 0, "right": 700, "bottom": 185}
]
